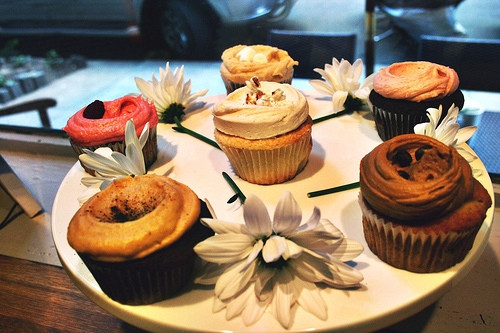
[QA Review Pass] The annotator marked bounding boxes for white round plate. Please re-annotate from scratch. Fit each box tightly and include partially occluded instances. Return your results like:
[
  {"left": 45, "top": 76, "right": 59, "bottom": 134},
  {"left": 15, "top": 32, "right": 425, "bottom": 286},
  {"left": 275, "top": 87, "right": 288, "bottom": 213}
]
[{"left": 52, "top": 93, "right": 494, "bottom": 332}]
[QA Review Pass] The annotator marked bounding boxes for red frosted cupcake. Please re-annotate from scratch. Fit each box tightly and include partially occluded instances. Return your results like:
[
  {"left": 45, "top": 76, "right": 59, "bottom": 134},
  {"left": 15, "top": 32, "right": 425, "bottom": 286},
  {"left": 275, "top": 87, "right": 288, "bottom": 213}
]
[
  {"left": 359, "top": 134, "right": 491, "bottom": 273},
  {"left": 63, "top": 95, "right": 158, "bottom": 174}
]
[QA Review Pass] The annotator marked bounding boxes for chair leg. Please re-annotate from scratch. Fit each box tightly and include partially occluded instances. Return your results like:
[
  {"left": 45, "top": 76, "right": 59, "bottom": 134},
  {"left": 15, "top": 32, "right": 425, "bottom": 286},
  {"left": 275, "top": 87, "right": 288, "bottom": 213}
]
[{"left": 39, "top": 108, "right": 52, "bottom": 128}]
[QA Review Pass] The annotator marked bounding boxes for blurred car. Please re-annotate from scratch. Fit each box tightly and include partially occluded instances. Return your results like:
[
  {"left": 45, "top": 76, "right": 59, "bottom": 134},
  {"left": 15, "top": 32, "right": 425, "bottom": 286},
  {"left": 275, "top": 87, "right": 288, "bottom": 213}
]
[{"left": 0, "top": 0, "right": 297, "bottom": 58}]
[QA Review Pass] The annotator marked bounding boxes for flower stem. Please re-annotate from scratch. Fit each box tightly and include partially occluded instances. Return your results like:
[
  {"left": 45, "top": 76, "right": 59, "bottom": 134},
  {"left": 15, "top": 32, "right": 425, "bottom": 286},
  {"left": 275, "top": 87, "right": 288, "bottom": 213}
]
[
  {"left": 222, "top": 172, "right": 246, "bottom": 204},
  {"left": 312, "top": 109, "right": 352, "bottom": 124},
  {"left": 172, "top": 117, "right": 221, "bottom": 150},
  {"left": 307, "top": 181, "right": 360, "bottom": 198}
]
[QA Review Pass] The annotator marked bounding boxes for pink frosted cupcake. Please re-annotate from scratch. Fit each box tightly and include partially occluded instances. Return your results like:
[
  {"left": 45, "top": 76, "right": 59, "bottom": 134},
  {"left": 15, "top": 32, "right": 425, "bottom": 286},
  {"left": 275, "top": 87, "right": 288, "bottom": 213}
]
[{"left": 369, "top": 61, "right": 464, "bottom": 141}]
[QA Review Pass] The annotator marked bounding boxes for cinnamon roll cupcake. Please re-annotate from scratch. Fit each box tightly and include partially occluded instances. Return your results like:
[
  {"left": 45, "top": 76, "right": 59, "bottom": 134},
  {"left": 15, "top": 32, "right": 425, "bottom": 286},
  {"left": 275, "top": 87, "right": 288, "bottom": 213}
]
[
  {"left": 359, "top": 134, "right": 491, "bottom": 273},
  {"left": 220, "top": 44, "right": 298, "bottom": 94},
  {"left": 369, "top": 61, "right": 464, "bottom": 141}
]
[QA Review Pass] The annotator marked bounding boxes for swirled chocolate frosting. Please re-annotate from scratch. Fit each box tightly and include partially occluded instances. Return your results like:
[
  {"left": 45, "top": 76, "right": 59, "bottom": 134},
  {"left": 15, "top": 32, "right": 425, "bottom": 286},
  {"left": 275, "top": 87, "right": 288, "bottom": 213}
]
[{"left": 360, "top": 134, "right": 474, "bottom": 222}]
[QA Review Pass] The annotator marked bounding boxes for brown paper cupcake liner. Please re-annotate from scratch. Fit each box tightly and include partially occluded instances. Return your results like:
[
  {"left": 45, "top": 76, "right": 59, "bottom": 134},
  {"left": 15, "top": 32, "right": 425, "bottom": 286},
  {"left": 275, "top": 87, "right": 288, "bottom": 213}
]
[
  {"left": 70, "top": 126, "right": 158, "bottom": 175},
  {"left": 358, "top": 194, "right": 481, "bottom": 273},
  {"left": 78, "top": 201, "right": 213, "bottom": 305},
  {"left": 219, "top": 133, "right": 311, "bottom": 185}
]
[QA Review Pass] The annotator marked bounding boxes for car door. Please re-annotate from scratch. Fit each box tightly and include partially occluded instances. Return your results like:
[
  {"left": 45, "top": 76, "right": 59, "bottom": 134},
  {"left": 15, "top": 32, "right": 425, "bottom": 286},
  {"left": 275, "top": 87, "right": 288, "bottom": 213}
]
[{"left": 0, "top": 0, "right": 136, "bottom": 34}]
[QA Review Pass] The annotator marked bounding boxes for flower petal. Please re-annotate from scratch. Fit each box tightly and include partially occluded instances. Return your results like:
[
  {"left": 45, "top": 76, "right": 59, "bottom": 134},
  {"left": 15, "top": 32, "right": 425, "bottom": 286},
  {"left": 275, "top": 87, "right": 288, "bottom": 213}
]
[
  {"left": 271, "top": 268, "right": 294, "bottom": 329},
  {"left": 331, "top": 90, "right": 349, "bottom": 113},
  {"left": 455, "top": 126, "right": 477, "bottom": 145},
  {"left": 262, "top": 235, "right": 287, "bottom": 263},
  {"left": 79, "top": 150, "right": 126, "bottom": 177},
  {"left": 194, "top": 233, "right": 255, "bottom": 264},
  {"left": 194, "top": 262, "right": 229, "bottom": 285},
  {"left": 326, "top": 238, "right": 364, "bottom": 262},
  {"left": 200, "top": 218, "right": 247, "bottom": 234},
  {"left": 273, "top": 191, "right": 302, "bottom": 234},
  {"left": 215, "top": 260, "right": 257, "bottom": 301},
  {"left": 282, "top": 238, "right": 303, "bottom": 260},
  {"left": 242, "top": 239, "right": 264, "bottom": 271},
  {"left": 294, "top": 206, "right": 321, "bottom": 233},
  {"left": 309, "top": 79, "right": 334, "bottom": 95},
  {"left": 241, "top": 289, "right": 269, "bottom": 326},
  {"left": 243, "top": 194, "right": 272, "bottom": 237},
  {"left": 292, "top": 276, "right": 327, "bottom": 320}
]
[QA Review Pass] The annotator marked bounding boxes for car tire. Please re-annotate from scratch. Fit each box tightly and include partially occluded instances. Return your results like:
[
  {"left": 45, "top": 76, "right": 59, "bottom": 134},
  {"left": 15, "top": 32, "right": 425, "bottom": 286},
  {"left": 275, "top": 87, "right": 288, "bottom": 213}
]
[{"left": 143, "top": 0, "right": 218, "bottom": 59}]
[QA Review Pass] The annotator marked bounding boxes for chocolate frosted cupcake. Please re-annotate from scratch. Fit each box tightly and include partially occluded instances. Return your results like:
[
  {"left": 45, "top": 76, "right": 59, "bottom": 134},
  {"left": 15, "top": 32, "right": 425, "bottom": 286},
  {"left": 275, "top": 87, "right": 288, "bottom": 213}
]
[
  {"left": 63, "top": 95, "right": 158, "bottom": 175},
  {"left": 220, "top": 44, "right": 298, "bottom": 94},
  {"left": 213, "top": 77, "right": 312, "bottom": 185},
  {"left": 67, "top": 175, "right": 213, "bottom": 305},
  {"left": 369, "top": 61, "right": 464, "bottom": 141},
  {"left": 359, "top": 134, "right": 491, "bottom": 273}
]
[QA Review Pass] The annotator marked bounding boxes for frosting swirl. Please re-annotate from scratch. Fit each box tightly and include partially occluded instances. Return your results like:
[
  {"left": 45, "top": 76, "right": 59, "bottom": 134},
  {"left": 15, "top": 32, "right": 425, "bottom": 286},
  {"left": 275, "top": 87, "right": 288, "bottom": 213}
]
[
  {"left": 213, "top": 80, "right": 308, "bottom": 139},
  {"left": 220, "top": 44, "right": 298, "bottom": 84},
  {"left": 63, "top": 95, "right": 158, "bottom": 146},
  {"left": 373, "top": 61, "right": 460, "bottom": 102},
  {"left": 359, "top": 134, "right": 474, "bottom": 222}
]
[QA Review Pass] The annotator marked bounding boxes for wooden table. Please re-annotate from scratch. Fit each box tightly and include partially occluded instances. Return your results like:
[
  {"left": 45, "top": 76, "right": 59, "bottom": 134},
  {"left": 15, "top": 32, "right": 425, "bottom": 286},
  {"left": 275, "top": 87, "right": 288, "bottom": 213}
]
[{"left": 0, "top": 255, "right": 143, "bottom": 332}]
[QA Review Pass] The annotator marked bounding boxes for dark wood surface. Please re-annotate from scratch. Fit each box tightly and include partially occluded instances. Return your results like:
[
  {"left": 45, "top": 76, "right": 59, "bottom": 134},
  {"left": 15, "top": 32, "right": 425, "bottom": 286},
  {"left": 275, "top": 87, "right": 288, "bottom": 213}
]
[{"left": 0, "top": 255, "right": 144, "bottom": 332}]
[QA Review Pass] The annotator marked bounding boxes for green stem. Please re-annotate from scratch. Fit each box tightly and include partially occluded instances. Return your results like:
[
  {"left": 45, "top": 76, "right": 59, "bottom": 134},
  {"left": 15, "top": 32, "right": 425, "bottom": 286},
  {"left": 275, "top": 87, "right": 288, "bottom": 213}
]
[
  {"left": 172, "top": 117, "right": 220, "bottom": 150},
  {"left": 307, "top": 181, "right": 360, "bottom": 198},
  {"left": 312, "top": 109, "right": 352, "bottom": 124},
  {"left": 222, "top": 172, "right": 246, "bottom": 204}
]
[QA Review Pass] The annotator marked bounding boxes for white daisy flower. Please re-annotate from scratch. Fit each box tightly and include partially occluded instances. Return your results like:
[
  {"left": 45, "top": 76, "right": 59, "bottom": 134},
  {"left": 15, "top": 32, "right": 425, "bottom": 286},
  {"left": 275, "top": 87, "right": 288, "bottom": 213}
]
[
  {"left": 194, "top": 192, "right": 364, "bottom": 329},
  {"left": 135, "top": 62, "right": 208, "bottom": 123},
  {"left": 309, "top": 58, "right": 375, "bottom": 113},
  {"left": 77, "top": 119, "right": 148, "bottom": 203},
  {"left": 414, "top": 104, "right": 478, "bottom": 163}
]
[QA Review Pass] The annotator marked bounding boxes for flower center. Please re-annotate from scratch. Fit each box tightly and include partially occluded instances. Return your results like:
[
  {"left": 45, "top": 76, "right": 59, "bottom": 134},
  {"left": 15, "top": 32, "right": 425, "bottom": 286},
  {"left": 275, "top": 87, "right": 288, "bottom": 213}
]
[{"left": 162, "top": 103, "right": 185, "bottom": 123}]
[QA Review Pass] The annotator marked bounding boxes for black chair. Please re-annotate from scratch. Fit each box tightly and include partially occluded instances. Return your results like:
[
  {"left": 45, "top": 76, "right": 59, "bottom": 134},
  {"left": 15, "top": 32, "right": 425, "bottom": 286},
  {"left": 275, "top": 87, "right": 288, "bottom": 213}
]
[
  {"left": 267, "top": 29, "right": 357, "bottom": 78},
  {"left": 418, "top": 35, "right": 500, "bottom": 92},
  {"left": 0, "top": 98, "right": 56, "bottom": 128}
]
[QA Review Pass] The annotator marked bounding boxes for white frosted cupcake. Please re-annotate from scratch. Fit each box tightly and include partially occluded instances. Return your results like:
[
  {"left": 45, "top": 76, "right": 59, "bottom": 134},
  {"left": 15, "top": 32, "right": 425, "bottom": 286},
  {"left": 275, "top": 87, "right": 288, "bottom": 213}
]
[{"left": 213, "top": 77, "right": 312, "bottom": 185}]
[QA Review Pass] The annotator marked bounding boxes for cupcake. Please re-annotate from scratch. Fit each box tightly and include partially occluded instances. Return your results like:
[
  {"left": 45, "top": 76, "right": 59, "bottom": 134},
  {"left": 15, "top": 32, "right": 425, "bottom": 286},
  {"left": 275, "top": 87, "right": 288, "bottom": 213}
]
[
  {"left": 220, "top": 44, "right": 298, "bottom": 94},
  {"left": 369, "top": 61, "right": 464, "bottom": 141},
  {"left": 67, "top": 174, "right": 213, "bottom": 305},
  {"left": 213, "top": 77, "right": 312, "bottom": 185},
  {"left": 359, "top": 134, "right": 492, "bottom": 273},
  {"left": 63, "top": 95, "right": 158, "bottom": 174}
]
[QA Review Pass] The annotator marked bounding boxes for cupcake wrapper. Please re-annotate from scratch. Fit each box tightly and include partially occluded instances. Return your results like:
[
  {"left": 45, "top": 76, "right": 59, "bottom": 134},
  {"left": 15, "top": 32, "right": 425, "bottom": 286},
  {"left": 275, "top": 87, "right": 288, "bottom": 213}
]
[
  {"left": 80, "top": 255, "right": 195, "bottom": 305},
  {"left": 359, "top": 194, "right": 481, "bottom": 273},
  {"left": 219, "top": 133, "right": 311, "bottom": 185},
  {"left": 70, "top": 126, "right": 158, "bottom": 175},
  {"left": 221, "top": 72, "right": 294, "bottom": 95},
  {"left": 371, "top": 105, "right": 429, "bottom": 141}
]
